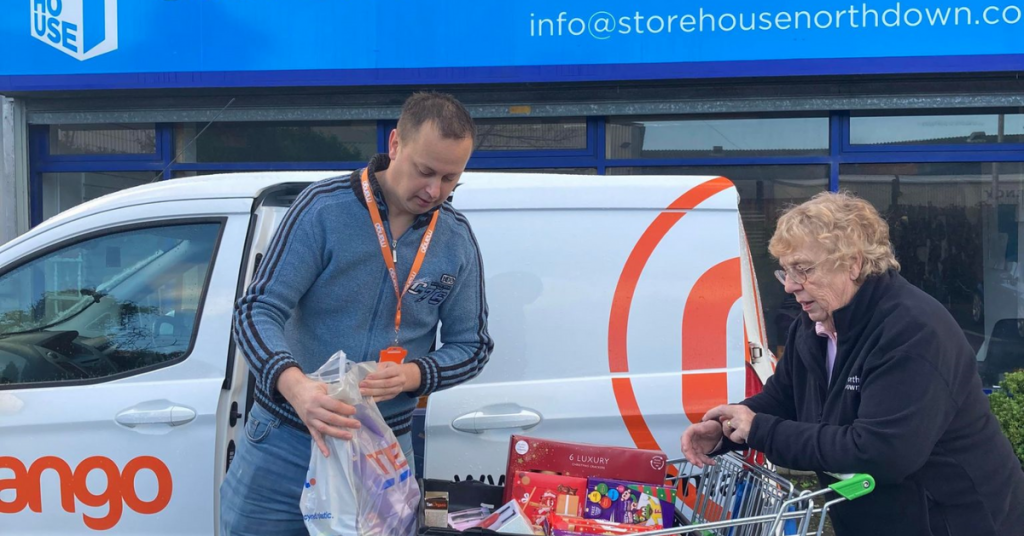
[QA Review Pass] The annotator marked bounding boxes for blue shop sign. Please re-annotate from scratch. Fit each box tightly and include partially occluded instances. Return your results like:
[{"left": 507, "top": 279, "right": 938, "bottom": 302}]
[{"left": 2, "top": 0, "right": 1022, "bottom": 91}]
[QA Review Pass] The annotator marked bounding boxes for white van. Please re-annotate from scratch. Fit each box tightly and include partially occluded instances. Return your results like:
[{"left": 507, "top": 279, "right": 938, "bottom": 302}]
[{"left": 0, "top": 172, "right": 772, "bottom": 534}]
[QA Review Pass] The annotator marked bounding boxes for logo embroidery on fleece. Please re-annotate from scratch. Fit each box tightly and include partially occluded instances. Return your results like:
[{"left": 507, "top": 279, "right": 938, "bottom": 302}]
[
  {"left": 408, "top": 274, "right": 456, "bottom": 306},
  {"left": 845, "top": 375, "right": 861, "bottom": 392}
]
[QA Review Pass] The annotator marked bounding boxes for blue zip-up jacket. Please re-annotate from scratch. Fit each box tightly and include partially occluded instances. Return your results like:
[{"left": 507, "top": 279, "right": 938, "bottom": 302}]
[{"left": 233, "top": 154, "right": 493, "bottom": 437}]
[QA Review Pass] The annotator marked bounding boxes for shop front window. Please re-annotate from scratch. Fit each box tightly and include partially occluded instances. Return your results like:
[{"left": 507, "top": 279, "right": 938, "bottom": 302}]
[
  {"left": 49, "top": 124, "right": 157, "bottom": 155},
  {"left": 606, "top": 116, "right": 829, "bottom": 159},
  {"left": 474, "top": 118, "right": 588, "bottom": 152},
  {"left": 850, "top": 111, "right": 1024, "bottom": 147},
  {"left": 177, "top": 121, "right": 377, "bottom": 163},
  {"left": 840, "top": 162, "right": 1024, "bottom": 387},
  {"left": 41, "top": 172, "right": 158, "bottom": 221}
]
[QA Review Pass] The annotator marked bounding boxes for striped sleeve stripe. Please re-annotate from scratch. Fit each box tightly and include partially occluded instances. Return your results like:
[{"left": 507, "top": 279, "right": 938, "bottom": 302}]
[
  {"left": 235, "top": 175, "right": 353, "bottom": 370},
  {"left": 390, "top": 423, "right": 413, "bottom": 438},
  {"left": 232, "top": 301, "right": 290, "bottom": 369},
  {"left": 262, "top": 353, "right": 298, "bottom": 393},
  {"left": 384, "top": 409, "right": 414, "bottom": 426},
  {"left": 253, "top": 390, "right": 305, "bottom": 430},
  {"left": 265, "top": 360, "right": 300, "bottom": 401},
  {"left": 385, "top": 410, "right": 415, "bottom": 437},
  {"left": 446, "top": 207, "right": 493, "bottom": 356},
  {"left": 434, "top": 206, "right": 494, "bottom": 386},
  {"left": 413, "top": 356, "right": 439, "bottom": 397},
  {"left": 234, "top": 299, "right": 294, "bottom": 376},
  {"left": 251, "top": 175, "right": 352, "bottom": 295},
  {"left": 239, "top": 175, "right": 351, "bottom": 358},
  {"left": 434, "top": 356, "right": 484, "bottom": 373},
  {"left": 438, "top": 363, "right": 484, "bottom": 389},
  {"left": 424, "top": 356, "right": 440, "bottom": 394}
]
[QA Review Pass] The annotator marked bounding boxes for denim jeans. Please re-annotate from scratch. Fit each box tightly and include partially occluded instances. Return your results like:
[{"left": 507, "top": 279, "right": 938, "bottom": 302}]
[{"left": 219, "top": 403, "right": 415, "bottom": 536}]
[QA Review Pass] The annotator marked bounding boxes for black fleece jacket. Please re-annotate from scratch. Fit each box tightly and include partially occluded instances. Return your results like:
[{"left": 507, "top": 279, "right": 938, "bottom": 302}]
[{"left": 741, "top": 270, "right": 1024, "bottom": 536}]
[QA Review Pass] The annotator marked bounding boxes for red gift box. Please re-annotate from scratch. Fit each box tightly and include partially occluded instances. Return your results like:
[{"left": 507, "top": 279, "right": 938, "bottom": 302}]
[
  {"left": 503, "top": 435, "right": 668, "bottom": 504},
  {"left": 510, "top": 471, "right": 587, "bottom": 529}
]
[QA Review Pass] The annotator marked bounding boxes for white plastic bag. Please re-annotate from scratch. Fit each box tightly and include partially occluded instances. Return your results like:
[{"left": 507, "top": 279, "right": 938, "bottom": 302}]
[{"left": 300, "top": 350, "right": 420, "bottom": 536}]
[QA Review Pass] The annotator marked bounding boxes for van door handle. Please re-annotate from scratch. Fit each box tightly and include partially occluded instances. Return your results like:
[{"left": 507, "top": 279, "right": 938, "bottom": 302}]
[
  {"left": 452, "top": 407, "right": 541, "bottom": 433},
  {"left": 116, "top": 403, "right": 196, "bottom": 428}
]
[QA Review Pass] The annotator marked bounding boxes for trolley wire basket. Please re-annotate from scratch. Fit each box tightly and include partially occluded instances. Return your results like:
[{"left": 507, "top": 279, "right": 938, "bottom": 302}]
[{"left": 661, "top": 452, "right": 875, "bottom": 536}]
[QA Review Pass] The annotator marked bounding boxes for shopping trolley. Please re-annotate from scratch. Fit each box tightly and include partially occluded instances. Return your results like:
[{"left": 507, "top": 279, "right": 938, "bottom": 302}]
[
  {"left": 417, "top": 452, "right": 873, "bottom": 536},
  {"left": 658, "top": 452, "right": 875, "bottom": 536}
]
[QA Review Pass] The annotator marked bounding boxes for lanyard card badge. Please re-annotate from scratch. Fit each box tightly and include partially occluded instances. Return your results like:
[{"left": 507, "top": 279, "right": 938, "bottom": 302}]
[
  {"left": 379, "top": 346, "right": 408, "bottom": 365},
  {"left": 359, "top": 168, "right": 439, "bottom": 365}
]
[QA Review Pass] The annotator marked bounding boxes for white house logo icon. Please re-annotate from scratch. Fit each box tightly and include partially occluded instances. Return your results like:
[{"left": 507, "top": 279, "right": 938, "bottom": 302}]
[{"left": 31, "top": 0, "right": 118, "bottom": 61}]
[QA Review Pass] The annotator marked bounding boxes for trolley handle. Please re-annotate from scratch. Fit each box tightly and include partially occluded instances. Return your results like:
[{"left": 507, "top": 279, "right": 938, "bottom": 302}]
[{"left": 825, "top": 472, "right": 876, "bottom": 501}]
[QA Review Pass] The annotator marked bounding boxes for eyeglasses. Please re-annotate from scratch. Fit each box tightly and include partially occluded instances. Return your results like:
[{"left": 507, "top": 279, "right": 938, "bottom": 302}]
[{"left": 774, "top": 259, "right": 825, "bottom": 286}]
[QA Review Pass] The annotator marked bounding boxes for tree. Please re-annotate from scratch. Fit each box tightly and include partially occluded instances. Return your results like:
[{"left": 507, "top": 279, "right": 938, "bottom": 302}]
[{"left": 990, "top": 369, "right": 1024, "bottom": 467}]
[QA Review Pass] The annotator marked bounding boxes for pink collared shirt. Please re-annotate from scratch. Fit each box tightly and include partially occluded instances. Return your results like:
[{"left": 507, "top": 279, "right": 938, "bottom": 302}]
[{"left": 816, "top": 322, "right": 837, "bottom": 385}]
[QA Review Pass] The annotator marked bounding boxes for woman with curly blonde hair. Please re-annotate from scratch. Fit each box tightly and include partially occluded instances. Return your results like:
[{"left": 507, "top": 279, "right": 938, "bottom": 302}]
[{"left": 682, "top": 192, "right": 1024, "bottom": 536}]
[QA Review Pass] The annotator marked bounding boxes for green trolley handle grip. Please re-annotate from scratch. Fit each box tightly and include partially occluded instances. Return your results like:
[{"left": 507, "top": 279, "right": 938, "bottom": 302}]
[{"left": 827, "top": 473, "right": 876, "bottom": 500}]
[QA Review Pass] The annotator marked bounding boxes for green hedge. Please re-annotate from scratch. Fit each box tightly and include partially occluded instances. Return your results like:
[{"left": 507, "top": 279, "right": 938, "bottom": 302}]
[{"left": 989, "top": 369, "right": 1024, "bottom": 467}]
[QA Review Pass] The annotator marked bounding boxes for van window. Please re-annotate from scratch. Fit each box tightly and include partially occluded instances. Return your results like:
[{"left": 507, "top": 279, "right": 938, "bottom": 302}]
[{"left": 0, "top": 223, "right": 221, "bottom": 387}]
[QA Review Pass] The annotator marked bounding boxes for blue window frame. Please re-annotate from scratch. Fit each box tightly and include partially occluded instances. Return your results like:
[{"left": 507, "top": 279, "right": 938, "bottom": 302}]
[{"left": 28, "top": 110, "right": 1024, "bottom": 226}]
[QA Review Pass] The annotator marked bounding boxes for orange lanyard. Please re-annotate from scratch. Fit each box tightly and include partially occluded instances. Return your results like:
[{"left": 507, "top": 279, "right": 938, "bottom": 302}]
[{"left": 359, "top": 168, "right": 439, "bottom": 342}]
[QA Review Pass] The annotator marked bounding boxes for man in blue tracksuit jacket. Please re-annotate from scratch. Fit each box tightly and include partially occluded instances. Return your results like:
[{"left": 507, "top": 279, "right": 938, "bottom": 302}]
[{"left": 220, "top": 92, "right": 493, "bottom": 535}]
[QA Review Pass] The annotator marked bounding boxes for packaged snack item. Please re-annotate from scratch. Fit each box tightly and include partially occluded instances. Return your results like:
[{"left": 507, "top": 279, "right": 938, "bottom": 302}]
[
  {"left": 423, "top": 490, "right": 449, "bottom": 528},
  {"left": 583, "top": 478, "right": 677, "bottom": 528},
  {"left": 510, "top": 471, "right": 587, "bottom": 529},
  {"left": 504, "top": 435, "right": 668, "bottom": 503},
  {"left": 478, "top": 500, "right": 535, "bottom": 534},
  {"left": 544, "top": 513, "right": 658, "bottom": 535},
  {"left": 447, "top": 506, "right": 494, "bottom": 531}
]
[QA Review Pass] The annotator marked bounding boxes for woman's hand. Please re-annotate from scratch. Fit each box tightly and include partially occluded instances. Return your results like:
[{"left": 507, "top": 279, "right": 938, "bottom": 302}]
[
  {"left": 703, "top": 404, "right": 756, "bottom": 443},
  {"left": 681, "top": 420, "right": 725, "bottom": 468}
]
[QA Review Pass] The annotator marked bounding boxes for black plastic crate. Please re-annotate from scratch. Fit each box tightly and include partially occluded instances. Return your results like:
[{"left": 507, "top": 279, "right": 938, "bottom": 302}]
[
  {"left": 417, "top": 478, "right": 531, "bottom": 536},
  {"left": 416, "top": 478, "right": 689, "bottom": 536}
]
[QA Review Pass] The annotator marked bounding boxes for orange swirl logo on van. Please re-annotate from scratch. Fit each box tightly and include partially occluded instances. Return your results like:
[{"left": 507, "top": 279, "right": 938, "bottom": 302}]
[
  {"left": 0, "top": 455, "right": 172, "bottom": 530},
  {"left": 607, "top": 176, "right": 739, "bottom": 451}
]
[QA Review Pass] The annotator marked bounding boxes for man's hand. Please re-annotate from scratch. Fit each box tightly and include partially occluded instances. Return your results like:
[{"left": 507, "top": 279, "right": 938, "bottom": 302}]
[
  {"left": 360, "top": 362, "right": 422, "bottom": 402},
  {"left": 703, "top": 404, "right": 756, "bottom": 444},
  {"left": 681, "top": 420, "right": 725, "bottom": 469},
  {"left": 277, "top": 367, "right": 360, "bottom": 458}
]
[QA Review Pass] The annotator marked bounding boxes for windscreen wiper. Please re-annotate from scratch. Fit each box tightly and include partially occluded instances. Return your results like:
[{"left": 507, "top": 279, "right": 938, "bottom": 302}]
[{"left": 1, "top": 289, "right": 107, "bottom": 336}]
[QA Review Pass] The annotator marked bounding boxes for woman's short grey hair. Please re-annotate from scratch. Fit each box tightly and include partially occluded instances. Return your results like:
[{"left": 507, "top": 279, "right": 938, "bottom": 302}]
[{"left": 769, "top": 191, "right": 900, "bottom": 281}]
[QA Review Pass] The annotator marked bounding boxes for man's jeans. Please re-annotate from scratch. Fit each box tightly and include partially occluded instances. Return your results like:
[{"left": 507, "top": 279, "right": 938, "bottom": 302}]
[{"left": 219, "top": 403, "right": 415, "bottom": 535}]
